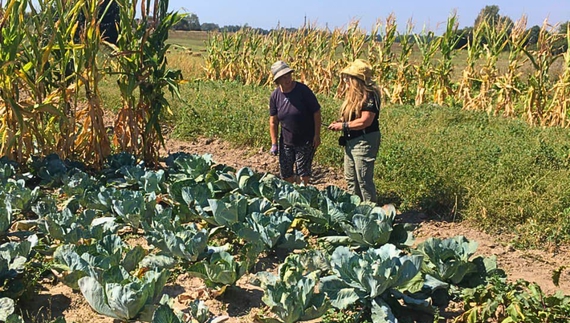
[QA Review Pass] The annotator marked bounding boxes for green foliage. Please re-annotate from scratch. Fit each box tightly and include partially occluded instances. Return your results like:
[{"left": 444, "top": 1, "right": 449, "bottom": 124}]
[
  {"left": 143, "top": 217, "right": 209, "bottom": 263},
  {"left": 52, "top": 234, "right": 158, "bottom": 290},
  {"left": 337, "top": 204, "right": 414, "bottom": 248},
  {"left": 415, "top": 236, "right": 481, "bottom": 285},
  {"left": 376, "top": 104, "right": 570, "bottom": 247},
  {"left": 319, "top": 245, "right": 426, "bottom": 322},
  {"left": 2, "top": 179, "right": 40, "bottom": 219},
  {"left": 186, "top": 251, "right": 246, "bottom": 289},
  {"left": 457, "top": 276, "right": 570, "bottom": 323},
  {"left": 255, "top": 253, "right": 331, "bottom": 323},
  {"left": 42, "top": 208, "right": 119, "bottom": 244},
  {"left": 152, "top": 301, "right": 212, "bottom": 323},
  {"left": 0, "top": 235, "right": 38, "bottom": 299},
  {"left": 78, "top": 269, "right": 169, "bottom": 321},
  {"left": 27, "top": 154, "right": 70, "bottom": 188}
]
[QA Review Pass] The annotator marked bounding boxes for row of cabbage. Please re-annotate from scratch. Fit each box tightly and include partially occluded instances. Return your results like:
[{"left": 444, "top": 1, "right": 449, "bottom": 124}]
[{"left": 0, "top": 152, "right": 567, "bottom": 323}]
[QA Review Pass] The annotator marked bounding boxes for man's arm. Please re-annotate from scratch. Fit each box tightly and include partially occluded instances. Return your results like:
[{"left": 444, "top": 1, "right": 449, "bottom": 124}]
[{"left": 313, "top": 110, "right": 321, "bottom": 148}]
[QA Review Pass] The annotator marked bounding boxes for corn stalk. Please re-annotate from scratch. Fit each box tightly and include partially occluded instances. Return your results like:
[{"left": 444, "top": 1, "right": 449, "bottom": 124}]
[
  {"left": 470, "top": 19, "right": 509, "bottom": 113},
  {"left": 73, "top": 0, "right": 111, "bottom": 167},
  {"left": 413, "top": 29, "right": 438, "bottom": 106},
  {"left": 341, "top": 20, "right": 366, "bottom": 63},
  {"left": 494, "top": 16, "right": 528, "bottom": 117},
  {"left": 544, "top": 23, "right": 570, "bottom": 127},
  {"left": 433, "top": 13, "right": 462, "bottom": 106},
  {"left": 0, "top": 0, "right": 34, "bottom": 161},
  {"left": 390, "top": 20, "right": 414, "bottom": 104},
  {"left": 458, "top": 22, "right": 484, "bottom": 110},
  {"left": 521, "top": 21, "right": 561, "bottom": 125},
  {"left": 367, "top": 15, "right": 397, "bottom": 104},
  {"left": 108, "top": 0, "right": 183, "bottom": 165}
]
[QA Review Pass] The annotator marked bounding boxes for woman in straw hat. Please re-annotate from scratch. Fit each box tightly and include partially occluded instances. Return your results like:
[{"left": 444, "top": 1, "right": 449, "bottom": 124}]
[
  {"left": 269, "top": 60, "right": 322, "bottom": 185},
  {"left": 328, "top": 59, "right": 381, "bottom": 203}
]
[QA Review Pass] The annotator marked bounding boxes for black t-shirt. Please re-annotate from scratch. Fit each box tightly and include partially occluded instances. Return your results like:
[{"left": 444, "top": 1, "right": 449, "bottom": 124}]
[
  {"left": 269, "top": 82, "right": 321, "bottom": 146},
  {"left": 348, "top": 91, "right": 380, "bottom": 138}
]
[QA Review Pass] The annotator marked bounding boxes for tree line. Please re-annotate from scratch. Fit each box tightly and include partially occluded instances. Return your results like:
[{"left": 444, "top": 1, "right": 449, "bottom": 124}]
[{"left": 173, "top": 5, "right": 569, "bottom": 51}]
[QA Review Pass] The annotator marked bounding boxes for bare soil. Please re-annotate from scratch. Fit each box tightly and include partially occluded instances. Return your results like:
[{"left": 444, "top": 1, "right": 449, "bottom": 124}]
[{"left": 21, "top": 137, "right": 570, "bottom": 323}]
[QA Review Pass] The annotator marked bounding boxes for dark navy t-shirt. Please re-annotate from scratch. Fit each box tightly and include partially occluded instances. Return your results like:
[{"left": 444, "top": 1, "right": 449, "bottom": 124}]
[{"left": 269, "top": 82, "right": 320, "bottom": 146}]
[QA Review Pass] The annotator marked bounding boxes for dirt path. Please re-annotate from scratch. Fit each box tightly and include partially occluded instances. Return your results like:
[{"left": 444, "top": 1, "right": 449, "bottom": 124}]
[{"left": 22, "top": 136, "right": 570, "bottom": 323}]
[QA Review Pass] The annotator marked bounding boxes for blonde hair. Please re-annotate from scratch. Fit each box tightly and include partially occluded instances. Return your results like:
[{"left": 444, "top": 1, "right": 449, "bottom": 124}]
[{"left": 340, "top": 75, "right": 381, "bottom": 122}]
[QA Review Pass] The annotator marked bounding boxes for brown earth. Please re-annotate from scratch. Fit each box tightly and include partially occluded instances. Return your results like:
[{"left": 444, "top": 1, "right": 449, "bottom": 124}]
[{"left": 21, "top": 136, "right": 570, "bottom": 323}]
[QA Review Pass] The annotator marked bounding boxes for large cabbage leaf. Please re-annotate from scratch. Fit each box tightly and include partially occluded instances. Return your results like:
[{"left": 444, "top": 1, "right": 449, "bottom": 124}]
[
  {"left": 415, "top": 236, "right": 480, "bottom": 285},
  {"left": 187, "top": 251, "right": 245, "bottom": 289},
  {"left": 255, "top": 256, "right": 330, "bottom": 323},
  {"left": 320, "top": 245, "right": 423, "bottom": 308},
  {"left": 143, "top": 218, "right": 208, "bottom": 263},
  {"left": 79, "top": 268, "right": 169, "bottom": 320}
]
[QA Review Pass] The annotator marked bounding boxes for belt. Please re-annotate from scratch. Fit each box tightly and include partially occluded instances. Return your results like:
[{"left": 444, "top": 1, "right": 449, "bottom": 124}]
[{"left": 347, "top": 128, "right": 379, "bottom": 139}]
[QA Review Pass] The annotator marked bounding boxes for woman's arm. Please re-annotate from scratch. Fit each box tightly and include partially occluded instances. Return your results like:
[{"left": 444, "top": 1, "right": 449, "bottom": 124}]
[{"left": 327, "top": 111, "right": 376, "bottom": 131}]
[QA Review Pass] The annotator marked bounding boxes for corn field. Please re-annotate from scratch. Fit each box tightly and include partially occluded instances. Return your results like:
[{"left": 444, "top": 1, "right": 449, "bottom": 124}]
[
  {"left": 0, "top": 0, "right": 183, "bottom": 167},
  {"left": 203, "top": 14, "right": 570, "bottom": 127}
]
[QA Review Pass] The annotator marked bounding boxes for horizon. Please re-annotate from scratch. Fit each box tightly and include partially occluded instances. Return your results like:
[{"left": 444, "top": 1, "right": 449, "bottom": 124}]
[{"left": 169, "top": 0, "right": 570, "bottom": 33}]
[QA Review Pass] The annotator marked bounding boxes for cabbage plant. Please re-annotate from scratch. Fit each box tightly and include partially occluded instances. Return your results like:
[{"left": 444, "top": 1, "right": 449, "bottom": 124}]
[
  {"left": 43, "top": 208, "right": 118, "bottom": 244},
  {"left": 321, "top": 204, "right": 414, "bottom": 249},
  {"left": 0, "top": 297, "right": 20, "bottom": 322},
  {"left": 320, "top": 245, "right": 424, "bottom": 323},
  {"left": 151, "top": 301, "right": 213, "bottom": 323},
  {"left": 3, "top": 179, "right": 40, "bottom": 217},
  {"left": 52, "top": 234, "right": 155, "bottom": 290},
  {"left": 0, "top": 235, "right": 38, "bottom": 298},
  {"left": 164, "top": 152, "right": 214, "bottom": 182},
  {"left": 255, "top": 252, "right": 331, "bottom": 323},
  {"left": 79, "top": 268, "right": 169, "bottom": 321},
  {"left": 186, "top": 251, "right": 246, "bottom": 290},
  {"left": 291, "top": 185, "right": 362, "bottom": 235},
  {"left": 143, "top": 218, "right": 208, "bottom": 263},
  {"left": 415, "top": 235, "right": 483, "bottom": 285}
]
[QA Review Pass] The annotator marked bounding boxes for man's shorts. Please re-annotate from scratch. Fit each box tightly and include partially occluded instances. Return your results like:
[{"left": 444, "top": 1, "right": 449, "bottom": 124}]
[{"left": 279, "top": 142, "right": 315, "bottom": 179}]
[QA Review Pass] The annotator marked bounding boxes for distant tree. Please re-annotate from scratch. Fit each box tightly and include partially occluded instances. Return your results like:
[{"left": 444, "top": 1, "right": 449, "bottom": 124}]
[
  {"left": 473, "top": 5, "right": 514, "bottom": 52},
  {"left": 201, "top": 22, "right": 219, "bottom": 31},
  {"left": 474, "top": 5, "right": 513, "bottom": 31},
  {"left": 559, "top": 21, "right": 569, "bottom": 34},
  {"left": 525, "top": 25, "right": 541, "bottom": 47},
  {"left": 253, "top": 27, "right": 270, "bottom": 35},
  {"left": 173, "top": 13, "right": 200, "bottom": 31},
  {"left": 221, "top": 25, "right": 242, "bottom": 32},
  {"left": 474, "top": 5, "right": 501, "bottom": 29},
  {"left": 454, "top": 27, "right": 473, "bottom": 49}
]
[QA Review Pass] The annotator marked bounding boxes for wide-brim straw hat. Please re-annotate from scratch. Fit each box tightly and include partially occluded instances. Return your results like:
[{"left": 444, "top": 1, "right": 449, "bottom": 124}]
[
  {"left": 271, "top": 61, "right": 294, "bottom": 82},
  {"left": 341, "top": 59, "right": 373, "bottom": 85}
]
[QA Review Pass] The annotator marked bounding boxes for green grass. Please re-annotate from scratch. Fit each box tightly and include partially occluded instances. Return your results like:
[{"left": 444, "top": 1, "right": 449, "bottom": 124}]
[
  {"left": 167, "top": 30, "right": 209, "bottom": 51},
  {"left": 167, "top": 79, "right": 570, "bottom": 248},
  {"left": 377, "top": 104, "right": 570, "bottom": 247}
]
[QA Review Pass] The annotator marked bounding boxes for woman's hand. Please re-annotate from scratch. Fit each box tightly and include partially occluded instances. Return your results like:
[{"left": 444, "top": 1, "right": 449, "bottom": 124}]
[{"left": 328, "top": 122, "right": 343, "bottom": 131}]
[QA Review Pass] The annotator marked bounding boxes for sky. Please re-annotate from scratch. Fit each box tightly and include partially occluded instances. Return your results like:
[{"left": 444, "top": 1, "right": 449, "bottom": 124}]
[{"left": 169, "top": 0, "right": 570, "bottom": 32}]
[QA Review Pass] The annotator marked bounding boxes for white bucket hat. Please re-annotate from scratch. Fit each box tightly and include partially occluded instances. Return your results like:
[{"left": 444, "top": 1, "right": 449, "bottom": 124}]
[{"left": 270, "top": 61, "right": 294, "bottom": 82}]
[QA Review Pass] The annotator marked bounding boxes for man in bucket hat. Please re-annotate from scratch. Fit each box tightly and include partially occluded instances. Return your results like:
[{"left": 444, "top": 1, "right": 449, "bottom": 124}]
[
  {"left": 328, "top": 59, "right": 381, "bottom": 203},
  {"left": 269, "top": 60, "right": 322, "bottom": 185}
]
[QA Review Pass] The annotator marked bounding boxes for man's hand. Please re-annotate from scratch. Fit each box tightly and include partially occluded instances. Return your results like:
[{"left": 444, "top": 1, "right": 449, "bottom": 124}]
[
  {"left": 270, "top": 144, "right": 278, "bottom": 156},
  {"left": 313, "top": 135, "right": 321, "bottom": 149}
]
